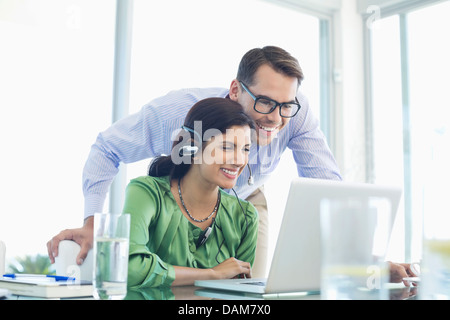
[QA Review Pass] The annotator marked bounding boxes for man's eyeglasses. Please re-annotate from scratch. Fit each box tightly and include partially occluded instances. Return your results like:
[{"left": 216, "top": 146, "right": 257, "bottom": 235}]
[{"left": 239, "top": 81, "right": 301, "bottom": 118}]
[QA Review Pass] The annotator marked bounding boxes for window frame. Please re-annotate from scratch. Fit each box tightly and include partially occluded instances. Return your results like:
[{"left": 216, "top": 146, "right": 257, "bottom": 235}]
[{"left": 362, "top": 0, "right": 448, "bottom": 261}]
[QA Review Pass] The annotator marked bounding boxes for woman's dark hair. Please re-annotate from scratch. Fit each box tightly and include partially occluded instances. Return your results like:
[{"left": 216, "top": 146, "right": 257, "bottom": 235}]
[{"left": 148, "top": 97, "right": 255, "bottom": 180}]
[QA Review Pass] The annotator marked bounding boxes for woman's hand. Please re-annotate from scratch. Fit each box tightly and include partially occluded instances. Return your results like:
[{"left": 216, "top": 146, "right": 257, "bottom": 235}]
[
  {"left": 172, "top": 257, "right": 252, "bottom": 286},
  {"left": 211, "top": 257, "right": 252, "bottom": 280}
]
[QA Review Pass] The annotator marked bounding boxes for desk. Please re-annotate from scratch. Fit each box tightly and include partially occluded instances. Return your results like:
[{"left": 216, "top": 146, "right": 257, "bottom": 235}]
[
  {"left": 124, "top": 284, "right": 418, "bottom": 300},
  {"left": 5, "top": 283, "right": 418, "bottom": 300}
]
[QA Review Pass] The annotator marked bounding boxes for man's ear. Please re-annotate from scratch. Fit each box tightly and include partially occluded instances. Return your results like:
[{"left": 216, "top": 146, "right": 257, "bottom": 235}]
[{"left": 229, "top": 79, "right": 240, "bottom": 101}]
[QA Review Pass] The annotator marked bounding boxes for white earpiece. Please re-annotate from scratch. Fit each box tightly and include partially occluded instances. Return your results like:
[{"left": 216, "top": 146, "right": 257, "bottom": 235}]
[{"left": 179, "top": 145, "right": 199, "bottom": 157}]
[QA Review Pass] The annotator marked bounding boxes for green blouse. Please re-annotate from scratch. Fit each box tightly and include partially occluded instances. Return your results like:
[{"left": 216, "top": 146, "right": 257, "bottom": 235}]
[{"left": 123, "top": 175, "right": 259, "bottom": 288}]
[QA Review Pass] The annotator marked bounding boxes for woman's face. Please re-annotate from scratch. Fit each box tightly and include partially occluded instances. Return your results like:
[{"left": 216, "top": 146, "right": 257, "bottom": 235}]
[{"left": 196, "top": 125, "right": 252, "bottom": 190}]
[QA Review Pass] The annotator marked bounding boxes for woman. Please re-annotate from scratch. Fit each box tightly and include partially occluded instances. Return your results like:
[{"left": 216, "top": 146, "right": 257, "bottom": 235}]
[{"left": 125, "top": 98, "right": 258, "bottom": 288}]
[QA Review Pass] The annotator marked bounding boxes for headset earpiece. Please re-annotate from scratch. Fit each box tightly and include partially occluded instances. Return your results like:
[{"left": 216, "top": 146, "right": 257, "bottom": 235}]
[
  {"left": 179, "top": 145, "right": 199, "bottom": 157},
  {"left": 179, "top": 125, "right": 201, "bottom": 157}
]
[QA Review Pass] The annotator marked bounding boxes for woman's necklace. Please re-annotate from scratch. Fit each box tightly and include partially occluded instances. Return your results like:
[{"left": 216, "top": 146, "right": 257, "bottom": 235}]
[{"left": 178, "top": 178, "right": 220, "bottom": 223}]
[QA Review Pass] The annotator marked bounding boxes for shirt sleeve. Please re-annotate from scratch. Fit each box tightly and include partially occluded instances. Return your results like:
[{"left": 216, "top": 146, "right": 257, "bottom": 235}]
[
  {"left": 82, "top": 88, "right": 228, "bottom": 219},
  {"left": 123, "top": 178, "right": 176, "bottom": 288},
  {"left": 82, "top": 105, "right": 166, "bottom": 219},
  {"left": 288, "top": 92, "right": 342, "bottom": 180}
]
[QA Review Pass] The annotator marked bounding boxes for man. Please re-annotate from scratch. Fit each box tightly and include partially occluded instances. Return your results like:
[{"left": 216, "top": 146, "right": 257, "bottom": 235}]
[{"left": 47, "top": 46, "right": 334, "bottom": 278}]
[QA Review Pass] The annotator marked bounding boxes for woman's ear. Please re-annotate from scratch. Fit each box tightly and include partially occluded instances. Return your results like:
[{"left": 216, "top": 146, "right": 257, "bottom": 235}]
[{"left": 229, "top": 79, "right": 240, "bottom": 101}]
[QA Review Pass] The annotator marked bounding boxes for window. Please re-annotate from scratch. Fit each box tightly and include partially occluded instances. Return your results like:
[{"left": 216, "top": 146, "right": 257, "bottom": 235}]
[
  {"left": 370, "top": 15, "right": 405, "bottom": 261},
  {"left": 0, "top": 0, "right": 115, "bottom": 258},
  {"left": 0, "top": 0, "right": 329, "bottom": 271},
  {"left": 408, "top": 1, "right": 450, "bottom": 259},
  {"left": 369, "top": 0, "right": 450, "bottom": 262}
]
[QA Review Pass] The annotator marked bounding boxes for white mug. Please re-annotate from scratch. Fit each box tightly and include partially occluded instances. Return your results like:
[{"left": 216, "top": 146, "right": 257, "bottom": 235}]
[{"left": 54, "top": 240, "right": 93, "bottom": 282}]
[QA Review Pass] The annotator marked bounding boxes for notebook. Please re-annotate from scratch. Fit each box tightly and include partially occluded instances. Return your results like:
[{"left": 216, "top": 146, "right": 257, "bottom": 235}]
[
  {"left": 0, "top": 275, "right": 93, "bottom": 298},
  {"left": 195, "top": 177, "right": 402, "bottom": 295}
]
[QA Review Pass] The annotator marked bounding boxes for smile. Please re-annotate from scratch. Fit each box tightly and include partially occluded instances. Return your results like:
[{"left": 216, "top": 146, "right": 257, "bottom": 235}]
[
  {"left": 257, "top": 122, "right": 280, "bottom": 132},
  {"left": 221, "top": 168, "right": 238, "bottom": 176}
]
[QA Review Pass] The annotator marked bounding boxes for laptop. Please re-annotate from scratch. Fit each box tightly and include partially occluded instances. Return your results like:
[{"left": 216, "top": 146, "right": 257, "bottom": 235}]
[{"left": 194, "top": 177, "right": 402, "bottom": 295}]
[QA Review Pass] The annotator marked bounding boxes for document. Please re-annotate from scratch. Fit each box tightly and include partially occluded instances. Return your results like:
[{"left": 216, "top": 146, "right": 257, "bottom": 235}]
[{"left": 0, "top": 274, "right": 92, "bottom": 298}]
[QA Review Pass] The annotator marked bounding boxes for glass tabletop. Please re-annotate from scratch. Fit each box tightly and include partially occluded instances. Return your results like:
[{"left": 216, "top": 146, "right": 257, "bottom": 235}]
[{"left": 124, "top": 284, "right": 418, "bottom": 300}]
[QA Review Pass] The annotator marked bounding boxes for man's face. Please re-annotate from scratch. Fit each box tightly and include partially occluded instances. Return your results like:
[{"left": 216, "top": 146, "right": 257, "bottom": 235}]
[{"left": 231, "top": 64, "right": 299, "bottom": 146}]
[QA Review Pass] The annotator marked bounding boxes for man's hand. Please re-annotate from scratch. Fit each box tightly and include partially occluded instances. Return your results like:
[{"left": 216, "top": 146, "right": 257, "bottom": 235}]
[
  {"left": 388, "top": 261, "right": 419, "bottom": 286},
  {"left": 47, "top": 216, "right": 94, "bottom": 265}
]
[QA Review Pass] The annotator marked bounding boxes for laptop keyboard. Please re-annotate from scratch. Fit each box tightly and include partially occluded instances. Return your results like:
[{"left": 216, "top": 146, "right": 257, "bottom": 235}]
[{"left": 242, "top": 281, "right": 266, "bottom": 286}]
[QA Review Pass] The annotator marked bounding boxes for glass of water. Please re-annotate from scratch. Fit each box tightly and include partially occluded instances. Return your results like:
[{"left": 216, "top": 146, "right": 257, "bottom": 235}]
[
  {"left": 93, "top": 213, "right": 130, "bottom": 300},
  {"left": 421, "top": 189, "right": 450, "bottom": 299},
  {"left": 420, "top": 129, "right": 450, "bottom": 299},
  {"left": 320, "top": 197, "right": 392, "bottom": 300}
]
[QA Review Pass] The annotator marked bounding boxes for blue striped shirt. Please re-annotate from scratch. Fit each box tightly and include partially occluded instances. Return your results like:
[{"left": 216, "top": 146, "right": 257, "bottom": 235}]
[{"left": 82, "top": 87, "right": 342, "bottom": 218}]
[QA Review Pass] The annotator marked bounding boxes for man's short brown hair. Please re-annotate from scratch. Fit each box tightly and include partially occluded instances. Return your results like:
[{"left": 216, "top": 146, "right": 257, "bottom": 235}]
[{"left": 237, "top": 46, "right": 304, "bottom": 87}]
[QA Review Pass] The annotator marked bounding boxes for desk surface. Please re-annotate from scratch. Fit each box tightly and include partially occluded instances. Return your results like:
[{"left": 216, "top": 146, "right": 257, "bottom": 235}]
[
  {"left": 124, "top": 284, "right": 418, "bottom": 300},
  {"left": 6, "top": 284, "right": 418, "bottom": 300}
]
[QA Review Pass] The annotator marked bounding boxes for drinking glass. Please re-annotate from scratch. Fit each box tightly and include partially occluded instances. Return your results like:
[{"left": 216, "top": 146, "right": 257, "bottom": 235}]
[
  {"left": 93, "top": 213, "right": 130, "bottom": 300},
  {"left": 320, "top": 197, "right": 392, "bottom": 300}
]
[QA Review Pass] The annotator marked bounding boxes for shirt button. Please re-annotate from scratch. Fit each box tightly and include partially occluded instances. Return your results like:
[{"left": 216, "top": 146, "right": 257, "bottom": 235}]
[
  {"left": 189, "top": 243, "right": 196, "bottom": 253},
  {"left": 193, "top": 229, "right": 200, "bottom": 237}
]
